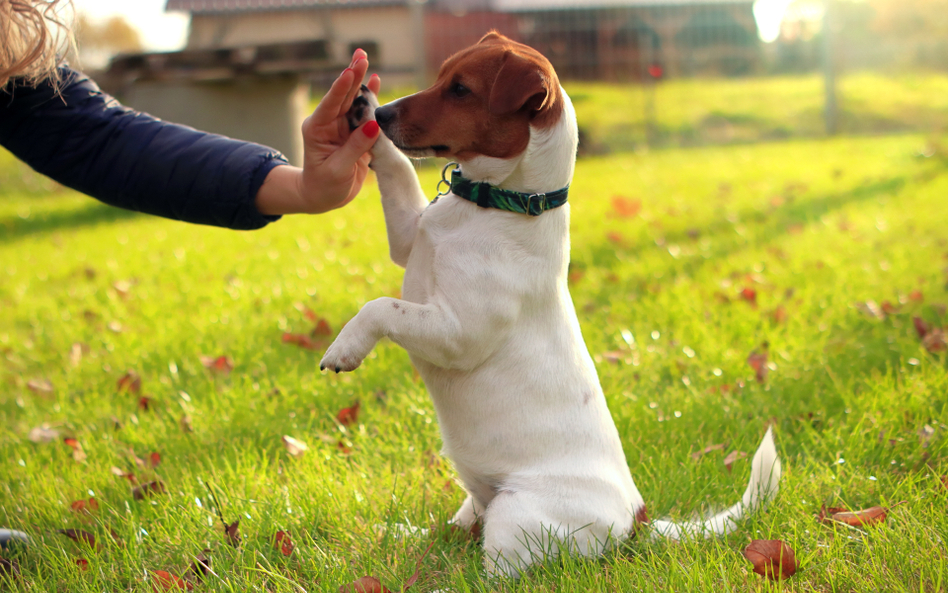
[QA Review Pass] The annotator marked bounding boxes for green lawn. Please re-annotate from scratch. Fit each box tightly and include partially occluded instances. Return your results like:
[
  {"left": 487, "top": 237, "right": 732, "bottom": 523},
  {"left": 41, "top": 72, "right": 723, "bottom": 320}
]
[{"left": 1, "top": 128, "right": 947, "bottom": 591}]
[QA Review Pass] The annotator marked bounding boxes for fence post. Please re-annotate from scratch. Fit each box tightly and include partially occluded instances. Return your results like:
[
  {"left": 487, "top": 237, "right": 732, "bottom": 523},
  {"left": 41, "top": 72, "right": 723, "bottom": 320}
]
[
  {"left": 410, "top": 0, "right": 428, "bottom": 89},
  {"left": 822, "top": 0, "right": 838, "bottom": 135}
]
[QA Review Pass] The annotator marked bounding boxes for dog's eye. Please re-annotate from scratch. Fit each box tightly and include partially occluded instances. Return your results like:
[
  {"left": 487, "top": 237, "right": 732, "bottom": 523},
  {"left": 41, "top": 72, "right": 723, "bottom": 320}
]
[{"left": 451, "top": 82, "right": 471, "bottom": 98}]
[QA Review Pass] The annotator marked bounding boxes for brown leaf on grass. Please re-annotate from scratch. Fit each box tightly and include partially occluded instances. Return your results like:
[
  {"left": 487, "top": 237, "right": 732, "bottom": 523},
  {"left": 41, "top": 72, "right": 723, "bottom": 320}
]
[
  {"left": 856, "top": 300, "right": 885, "bottom": 320},
  {"left": 57, "top": 529, "right": 98, "bottom": 549},
  {"left": 70, "top": 497, "right": 99, "bottom": 514},
  {"left": 941, "top": 475, "right": 948, "bottom": 492},
  {"left": 75, "top": 558, "right": 89, "bottom": 571},
  {"left": 817, "top": 504, "right": 895, "bottom": 527},
  {"left": 747, "top": 342, "right": 770, "bottom": 383},
  {"left": 224, "top": 520, "right": 241, "bottom": 548},
  {"left": 610, "top": 195, "right": 642, "bottom": 218},
  {"left": 740, "top": 287, "right": 757, "bottom": 306},
  {"left": 64, "top": 437, "right": 87, "bottom": 462},
  {"left": 336, "top": 400, "right": 360, "bottom": 426},
  {"left": 691, "top": 443, "right": 726, "bottom": 460},
  {"left": 179, "top": 415, "right": 193, "bottom": 433},
  {"left": 402, "top": 540, "right": 436, "bottom": 591},
  {"left": 138, "top": 396, "right": 152, "bottom": 411},
  {"left": 117, "top": 371, "right": 142, "bottom": 394},
  {"left": 723, "top": 450, "right": 748, "bottom": 472},
  {"left": 282, "top": 435, "right": 308, "bottom": 458},
  {"left": 313, "top": 318, "right": 333, "bottom": 336},
  {"left": 909, "top": 289, "right": 924, "bottom": 302},
  {"left": 27, "top": 424, "right": 60, "bottom": 443},
  {"left": 151, "top": 570, "right": 193, "bottom": 591},
  {"left": 743, "top": 539, "right": 797, "bottom": 580},
  {"left": 913, "top": 316, "right": 930, "bottom": 339},
  {"left": 282, "top": 332, "right": 323, "bottom": 350},
  {"left": 273, "top": 531, "right": 294, "bottom": 556},
  {"left": 339, "top": 576, "right": 393, "bottom": 593},
  {"left": 148, "top": 452, "right": 161, "bottom": 468},
  {"left": 0, "top": 558, "right": 20, "bottom": 579},
  {"left": 111, "top": 466, "right": 137, "bottom": 483},
  {"left": 606, "top": 230, "right": 624, "bottom": 245},
  {"left": 200, "top": 355, "right": 234, "bottom": 374},
  {"left": 132, "top": 481, "right": 166, "bottom": 501},
  {"left": 922, "top": 328, "right": 947, "bottom": 353},
  {"left": 881, "top": 301, "right": 899, "bottom": 315},
  {"left": 770, "top": 305, "right": 788, "bottom": 324},
  {"left": 186, "top": 549, "right": 211, "bottom": 583},
  {"left": 27, "top": 378, "right": 54, "bottom": 394}
]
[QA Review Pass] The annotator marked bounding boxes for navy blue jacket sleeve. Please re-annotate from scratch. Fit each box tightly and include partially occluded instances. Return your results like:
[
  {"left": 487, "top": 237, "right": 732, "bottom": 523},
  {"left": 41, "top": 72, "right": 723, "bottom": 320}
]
[{"left": 0, "top": 66, "right": 287, "bottom": 230}]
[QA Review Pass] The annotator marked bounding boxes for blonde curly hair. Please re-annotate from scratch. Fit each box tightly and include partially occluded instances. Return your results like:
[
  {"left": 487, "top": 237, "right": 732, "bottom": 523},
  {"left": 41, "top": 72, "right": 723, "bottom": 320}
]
[{"left": 1, "top": 0, "right": 74, "bottom": 88}]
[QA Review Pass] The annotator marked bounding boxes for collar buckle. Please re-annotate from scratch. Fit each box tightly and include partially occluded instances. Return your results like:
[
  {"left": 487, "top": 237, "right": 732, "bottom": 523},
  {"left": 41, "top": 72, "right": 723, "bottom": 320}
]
[{"left": 527, "top": 192, "right": 547, "bottom": 215}]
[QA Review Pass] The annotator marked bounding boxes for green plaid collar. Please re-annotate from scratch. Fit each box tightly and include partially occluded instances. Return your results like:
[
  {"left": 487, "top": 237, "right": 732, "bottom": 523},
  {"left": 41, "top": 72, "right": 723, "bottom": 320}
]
[{"left": 443, "top": 167, "right": 569, "bottom": 216}]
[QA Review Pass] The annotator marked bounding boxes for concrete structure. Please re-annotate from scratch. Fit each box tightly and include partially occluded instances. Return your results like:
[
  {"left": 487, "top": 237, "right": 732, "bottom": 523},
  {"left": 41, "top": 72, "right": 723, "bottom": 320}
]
[{"left": 105, "top": 41, "right": 340, "bottom": 165}]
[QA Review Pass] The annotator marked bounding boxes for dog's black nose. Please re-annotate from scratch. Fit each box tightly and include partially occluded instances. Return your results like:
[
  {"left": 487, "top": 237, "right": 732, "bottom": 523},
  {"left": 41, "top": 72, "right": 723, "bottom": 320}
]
[{"left": 375, "top": 105, "right": 396, "bottom": 127}]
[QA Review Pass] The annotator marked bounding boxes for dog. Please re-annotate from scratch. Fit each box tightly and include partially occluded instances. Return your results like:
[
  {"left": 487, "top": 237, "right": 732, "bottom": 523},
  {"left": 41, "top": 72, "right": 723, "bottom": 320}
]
[{"left": 321, "top": 32, "right": 781, "bottom": 577}]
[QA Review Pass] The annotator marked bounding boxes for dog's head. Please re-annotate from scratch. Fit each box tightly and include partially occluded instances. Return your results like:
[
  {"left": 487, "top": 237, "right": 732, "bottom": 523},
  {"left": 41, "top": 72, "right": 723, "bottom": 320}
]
[{"left": 375, "top": 32, "right": 564, "bottom": 162}]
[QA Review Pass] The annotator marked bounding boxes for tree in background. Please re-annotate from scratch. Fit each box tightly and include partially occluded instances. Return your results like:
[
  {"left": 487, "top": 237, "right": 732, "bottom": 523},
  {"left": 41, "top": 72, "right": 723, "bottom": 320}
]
[{"left": 74, "top": 13, "right": 142, "bottom": 71}]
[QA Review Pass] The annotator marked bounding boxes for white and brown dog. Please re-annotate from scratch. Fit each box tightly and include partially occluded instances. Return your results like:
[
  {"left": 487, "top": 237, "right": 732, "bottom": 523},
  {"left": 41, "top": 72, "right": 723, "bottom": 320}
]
[{"left": 321, "top": 32, "right": 781, "bottom": 577}]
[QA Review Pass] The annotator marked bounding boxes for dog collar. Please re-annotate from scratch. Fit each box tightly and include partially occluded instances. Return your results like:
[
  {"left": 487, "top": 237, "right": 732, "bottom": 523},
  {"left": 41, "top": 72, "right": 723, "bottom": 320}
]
[{"left": 436, "top": 164, "right": 569, "bottom": 216}]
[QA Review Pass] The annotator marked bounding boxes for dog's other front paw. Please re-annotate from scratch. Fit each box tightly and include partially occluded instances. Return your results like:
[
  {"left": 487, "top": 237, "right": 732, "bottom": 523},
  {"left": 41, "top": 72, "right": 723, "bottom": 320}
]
[
  {"left": 319, "top": 328, "right": 376, "bottom": 373},
  {"left": 346, "top": 85, "right": 381, "bottom": 131}
]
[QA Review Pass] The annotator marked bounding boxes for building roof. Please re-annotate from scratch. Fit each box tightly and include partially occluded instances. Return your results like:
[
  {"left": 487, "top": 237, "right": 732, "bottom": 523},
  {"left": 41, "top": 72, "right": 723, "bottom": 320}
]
[
  {"left": 165, "top": 0, "right": 407, "bottom": 14},
  {"left": 167, "top": 0, "right": 751, "bottom": 13}
]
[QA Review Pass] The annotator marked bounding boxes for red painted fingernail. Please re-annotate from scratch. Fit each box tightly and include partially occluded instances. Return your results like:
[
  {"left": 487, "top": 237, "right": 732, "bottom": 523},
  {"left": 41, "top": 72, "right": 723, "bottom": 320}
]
[
  {"left": 343, "top": 68, "right": 352, "bottom": 75},
  {"left": 362, "top": 121, "right": 380, "bottom": 137}
]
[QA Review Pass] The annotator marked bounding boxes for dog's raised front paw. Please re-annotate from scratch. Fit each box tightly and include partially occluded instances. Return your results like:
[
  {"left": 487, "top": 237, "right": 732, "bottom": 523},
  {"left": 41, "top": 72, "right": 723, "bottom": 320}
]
[
  {"left": 319, "top": 324, "right": 377, "bottom": 373},
  {"left": 346, "top": 85, "right": 380, "bottom": 131}
]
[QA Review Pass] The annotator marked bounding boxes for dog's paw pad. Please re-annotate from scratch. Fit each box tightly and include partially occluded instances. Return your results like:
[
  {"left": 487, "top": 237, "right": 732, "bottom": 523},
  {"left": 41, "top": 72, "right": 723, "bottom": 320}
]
[{"left": 346, "top": 86, "right": 380, "bottom": 131}]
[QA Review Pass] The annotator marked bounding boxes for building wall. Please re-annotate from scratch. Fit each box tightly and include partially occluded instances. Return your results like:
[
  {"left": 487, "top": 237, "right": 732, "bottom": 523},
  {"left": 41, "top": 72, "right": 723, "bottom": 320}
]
[{"left": 186, "top": 7, "right": 418, "bottom": 75}]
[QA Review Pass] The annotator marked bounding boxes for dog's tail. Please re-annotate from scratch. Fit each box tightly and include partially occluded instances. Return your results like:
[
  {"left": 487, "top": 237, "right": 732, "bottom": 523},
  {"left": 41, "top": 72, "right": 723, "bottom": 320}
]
[{"left": 649, "top": 427, "right": 781, "bottom": 540}]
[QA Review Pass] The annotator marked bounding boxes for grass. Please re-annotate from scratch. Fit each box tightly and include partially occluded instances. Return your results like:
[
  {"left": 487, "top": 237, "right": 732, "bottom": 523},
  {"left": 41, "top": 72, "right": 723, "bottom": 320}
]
[{"left": 1, "top": 105, "right": 948, "bottom": 590}]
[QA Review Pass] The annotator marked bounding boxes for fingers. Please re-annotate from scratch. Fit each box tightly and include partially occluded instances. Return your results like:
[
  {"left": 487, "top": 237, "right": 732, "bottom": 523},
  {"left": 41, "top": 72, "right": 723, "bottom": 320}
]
[
  {"left": 340, "top": 56, "right": 369, "bottom": 116},
  {"left": 327, "top": 121, "right": 380, "bottom": 175},
  {"left": 367, "top": 73, "right": 381, "bottom": 96},
  {"left": 310, "top": 67, "right": 356, "bottom": 127}
]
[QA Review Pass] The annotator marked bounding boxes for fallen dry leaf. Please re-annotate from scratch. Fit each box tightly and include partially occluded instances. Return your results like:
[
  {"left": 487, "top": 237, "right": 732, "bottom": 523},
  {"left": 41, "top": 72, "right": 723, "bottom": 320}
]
[
  {"left": 64, "top": 437, "right": 87, "bottom": 463},
  {"left": 691, "top": 443, "right": 726, "bottom": 460},
  {"left": 740, "top": 287, "right": 757, "bottom": 305},
  {"left": 610, "top": 195, "right": 642, "bottom": 218},
  {"left": 111, "top": 466, "right": 137, "bottom": 483},
  {"left": 922, "top": 328, "right": 947, "bottom": 353},
  {"left": 282, "top": 435, "right": 308, "bottom": 458},
  {"left": 186, "top": 549, "right": 211, "bottom": 583},
  {"left": 747, "top": 343, "right": 769, "bottom": 383},
  {"left": 138, "top": 396, "right": 152, "bottom": 411},
  {"left": 723, "top": 450, "right": 748, "bottom": 471},
  {"left": 338, "top": 576, "right": 393, "bottom": 593},
  {"left": 27, "top": 378, "right": 53, "bottom": 394},
  {"left": 913, "top": 316, "right": 930, "bottom": 339},
  {"left": 856, "top": 300, "right": 885, "bottom": 320},
  {"left": 224, "top": 519, "right": 241, "bottom": 548},
  {"left": 282, "top": 332, "right": 323, "bottom": 350},
  {"left": 817, "top": 504, "right": 895, "bottom": 528},
  {"left": 313, "top": 318, "right": 333, "bottom": 336},
  {"left": 909, "top": 289, "right": 924, "bottom": 302},
  {"left": 274, "top": 530, "right": 294, "bottom": 556},
  {"left": 743, "top": 539, "right": 797, "bottom": 580},
  {"left": 70, "top": 497, "right": 99, "bottom": 514},
  {"left": 151, "top": 570, "right": 193, "bottom": 591},
  {"left": 336, "top": 400, "right": 361, "bottom": 426},
  {"left": 0, "top": 558, "right": 19, "bottom": 579},
  {"left": 200, "top": 355, "right": 234, "bottom": 374},
  {"left": 75, "top": 558, "right": 89, "bottom": 571},
  {"left": 148, "top": 452, "right": 161, "bottom": 468},
  {"left": 117, "top": 371, "right": 142, "bottom": 394},
  {"left": 57, "top": 528, "right": 98, "bottom": 549},
  {"left": 402, "top": 540, "right": 436, "bottom": 591},
  {"left": 132, "top": 481, "right": 166, "bottom": 501},
  {"left": 27, "top": 424, "right": 60, "bottom": 443}
]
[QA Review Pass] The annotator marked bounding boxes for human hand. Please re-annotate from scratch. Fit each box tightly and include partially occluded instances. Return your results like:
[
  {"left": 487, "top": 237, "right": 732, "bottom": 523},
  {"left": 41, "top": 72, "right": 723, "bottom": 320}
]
[{"left": 255, "top": 49, "right": 382, "bottom": 215}]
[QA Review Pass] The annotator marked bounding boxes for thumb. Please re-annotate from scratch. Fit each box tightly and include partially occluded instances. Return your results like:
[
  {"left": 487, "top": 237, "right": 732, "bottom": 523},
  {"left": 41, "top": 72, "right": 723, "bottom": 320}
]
[{"left": 328, "top": 120, "right": 380, "bottom": 170}]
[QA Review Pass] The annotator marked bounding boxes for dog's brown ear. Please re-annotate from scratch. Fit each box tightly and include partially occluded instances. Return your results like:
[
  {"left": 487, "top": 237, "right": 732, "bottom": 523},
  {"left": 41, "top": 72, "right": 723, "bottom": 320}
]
[{"left": 488, "top": 52, "right": 551, "bottom": 116}]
